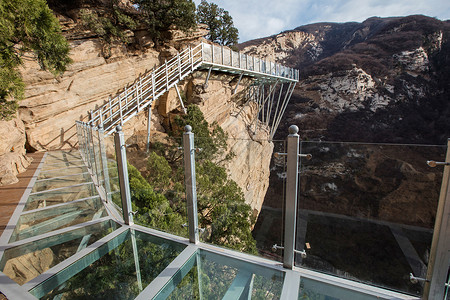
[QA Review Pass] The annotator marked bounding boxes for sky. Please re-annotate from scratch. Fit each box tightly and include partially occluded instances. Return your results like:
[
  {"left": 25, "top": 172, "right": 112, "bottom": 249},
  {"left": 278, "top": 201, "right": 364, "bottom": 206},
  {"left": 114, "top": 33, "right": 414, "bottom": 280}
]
[{"left": 193, "top": 0, "right": 450, "bottom": 42}]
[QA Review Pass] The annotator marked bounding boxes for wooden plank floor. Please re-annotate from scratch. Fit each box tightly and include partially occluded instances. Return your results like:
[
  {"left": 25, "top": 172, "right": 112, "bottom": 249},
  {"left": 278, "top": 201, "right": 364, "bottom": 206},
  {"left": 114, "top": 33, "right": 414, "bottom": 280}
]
[{"left": 0, "top": 152, "right": 44, "bottom": 236}]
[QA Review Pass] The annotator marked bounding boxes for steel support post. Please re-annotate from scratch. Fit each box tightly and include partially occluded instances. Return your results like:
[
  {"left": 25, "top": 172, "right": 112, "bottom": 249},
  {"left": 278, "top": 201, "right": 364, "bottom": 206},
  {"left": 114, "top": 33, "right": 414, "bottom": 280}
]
[
  {"left": 183, "top": 125, "right": 199, "bottom": 244},
  {"left": 146, "top": 106, "right": 152, "bottom": 153},
  {"left": 425, "top": 138, "right": 450, "bottom": 299},
  {"left": 114, "top": 126, "right": 134, "bottom": 225},
  {"left": 98, "top": 125, "right": 111, "bottom": 202},
  {"left": 90, "top": 124, "right": 101, "bottom": 187},
  {"left": 283, "top": 125, "right": 300, "bottom": 269}
]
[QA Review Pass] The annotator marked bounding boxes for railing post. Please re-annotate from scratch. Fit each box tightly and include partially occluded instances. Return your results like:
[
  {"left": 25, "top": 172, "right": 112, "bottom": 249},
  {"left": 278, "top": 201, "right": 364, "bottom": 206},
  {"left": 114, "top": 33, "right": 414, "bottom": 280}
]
[
  {"left": 165, "top": 59, "right": 169, "bottom": 90},
  {"left": 284, "top": 125, "right": 300, "bottom": 269},
  {"left": 114, "top": 125, "right": 134, "bottom": 225},
  {"left": 190, "top": 46, "right": 194, "bottom": 71},
  {"left": 425, "top": 139, "right": 450, "bottom": 299},
  {"left": 178, "top": 53, "right": 182, "bottom": 80},
  {"left": 183, "top": 125, "right": 199, "bottom": 244},
  {"left": 98, "top": 125, "right": 111, "bottom": 203},
  {"left": 90, "top": 124, "right": 101, "bottom": 187}
]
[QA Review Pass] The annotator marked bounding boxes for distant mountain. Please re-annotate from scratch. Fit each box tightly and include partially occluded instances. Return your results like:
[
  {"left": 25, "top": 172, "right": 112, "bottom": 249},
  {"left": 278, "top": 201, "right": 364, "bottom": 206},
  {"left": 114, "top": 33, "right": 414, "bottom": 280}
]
[{"left": 239, "top": 15, "right": 450, "bottom": 144}]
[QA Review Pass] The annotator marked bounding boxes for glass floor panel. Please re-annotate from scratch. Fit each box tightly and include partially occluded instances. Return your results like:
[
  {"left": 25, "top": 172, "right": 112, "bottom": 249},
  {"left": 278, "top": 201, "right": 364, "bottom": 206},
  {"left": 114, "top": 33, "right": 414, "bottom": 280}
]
[
  {"left": 0, "top": 220, "right": 119, "bottom": 286},
  {"left": 37, "top": 166, "right": 89, "bottom": 180},
  {"left": 157, "top": 249, "right": 284, "bottom": 299},
  {"left": 24, "top": 183, "right": 98, "bottom": 211},
  {"left": 30, "top": 229, "right": 186, "bottom": 299},
  {"left": 298, "top": 277, "right": 381, "bottom": 300},
  {"left": 31, "top": 173, "right": 92, "bottom": 193},
  {"left": 40, "top": 161, "right": 85, "bottom": 171},
  {"left": 10, "top": 197, "right": 107, "bottom": 242}
]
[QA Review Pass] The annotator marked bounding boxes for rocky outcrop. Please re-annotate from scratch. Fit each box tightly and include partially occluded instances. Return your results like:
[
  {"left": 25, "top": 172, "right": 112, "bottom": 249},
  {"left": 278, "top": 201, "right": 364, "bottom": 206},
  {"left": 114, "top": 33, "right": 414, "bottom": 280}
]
[
  {"left": 124, "top": 71, "right": 274, "bottom": 214},
  {"left": 19, "top": 38, "right": 160, "bottom": 151},
  {"left": 240, "top": 15, "right": 450, "bottom": 144},
  {"left": 0, "top": 115, "right": 32, "bottom": 185}
]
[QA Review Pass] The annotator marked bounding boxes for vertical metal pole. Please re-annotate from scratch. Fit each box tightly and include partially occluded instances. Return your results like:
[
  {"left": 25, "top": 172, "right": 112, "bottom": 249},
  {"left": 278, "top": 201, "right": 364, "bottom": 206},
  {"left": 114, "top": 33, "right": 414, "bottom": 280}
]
[
  {"left": 190, "top": 46, "right": 194, "bottom": 71},
  {"left": 131, "top": 229, "right": 143, "bottom": 291},
  {"left": 183, "top": 125, "right": 199, "bottom": 244},
  {"left": 90, "top": 124, "right": 101, "bottom": 187},
  {"left": 146, "top": 106, "right": 152, "bottom": 153},
  {"left": 98, "top": 125, "right": 111, "bottom": 202},
  {"left": 425, "top": 139, "right": 450, "bottom": 299},
  {"left": 284, "top": 125, "right": 300, "bottom": 269},
  {"left": 165, "top": 59, "right": 169, "bottom": 90},
  {"left": 114, "top": 126, "right": 134, "bottom": 225}
]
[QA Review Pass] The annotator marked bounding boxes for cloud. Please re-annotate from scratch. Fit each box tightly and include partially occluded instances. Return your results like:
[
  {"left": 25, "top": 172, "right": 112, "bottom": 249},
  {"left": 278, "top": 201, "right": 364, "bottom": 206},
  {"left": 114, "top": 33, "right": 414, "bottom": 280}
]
[{"left": 193, "top": 0, "right": 450, "bottom": 42}]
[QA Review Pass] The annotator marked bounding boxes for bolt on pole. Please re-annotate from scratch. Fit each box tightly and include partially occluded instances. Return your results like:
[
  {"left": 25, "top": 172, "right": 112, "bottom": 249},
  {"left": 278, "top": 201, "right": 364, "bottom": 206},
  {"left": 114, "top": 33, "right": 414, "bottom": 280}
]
[
  {"left": 283, "top": 125, "right": 300, "bottom": 269},
  {"left": 114, "top": 125, "right": 134, "bottom": 225},
  {"left": 183, "top": 125, "right": 199, "bottom": 244}
]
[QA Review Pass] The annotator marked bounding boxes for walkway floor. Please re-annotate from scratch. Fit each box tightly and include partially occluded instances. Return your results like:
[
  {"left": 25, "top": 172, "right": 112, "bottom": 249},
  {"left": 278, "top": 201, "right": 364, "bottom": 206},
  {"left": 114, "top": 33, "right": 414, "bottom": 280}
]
[{"left": 0, "top": 152, "right": 44, "bottom": 236}]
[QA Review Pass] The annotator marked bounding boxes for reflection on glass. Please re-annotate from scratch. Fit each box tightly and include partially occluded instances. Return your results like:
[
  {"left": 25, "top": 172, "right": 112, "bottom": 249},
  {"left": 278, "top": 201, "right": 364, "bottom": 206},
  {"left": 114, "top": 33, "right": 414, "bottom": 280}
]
[
  {"left": 31, "top": 229, "right": 186, "bottom": 299},
  {"left": 24, "top": 183, "right": 98, "bottom": 211},
  {"left": 124, "top": 135, "right": 188, "bottom": 238},
  {"left": 10, "top": 197, "right": 107, "bottom": 242},
  {"left": 158, "top": 249, "right": 284, "bottom": 299},
  {"left": 252, "top": 140, "right": 286, "bottom": 262},
  {"left": 31, "top": 172, "right": 91, "bottom": 193},
  {"left": 296, "top": 141, "right": 446, "bottom": 295},
  {"left": 0, "top": 220, "right": 118, "bottom": 286},
  {"left": 38, "top": 166, "right": 88, "bottom": 180},
  {"left": 298, "top": 277, "right": 380, "bottom": 300}
]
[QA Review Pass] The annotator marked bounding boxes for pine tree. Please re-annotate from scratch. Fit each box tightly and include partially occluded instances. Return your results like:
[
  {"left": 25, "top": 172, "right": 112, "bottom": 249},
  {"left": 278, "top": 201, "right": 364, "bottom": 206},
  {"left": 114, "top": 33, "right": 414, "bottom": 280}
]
[
  {"left": 0, "top": 0, "right": 71, "bottom": 120},
  {"left": 196, "top": 0, "right": 239, "bottom": 46}
]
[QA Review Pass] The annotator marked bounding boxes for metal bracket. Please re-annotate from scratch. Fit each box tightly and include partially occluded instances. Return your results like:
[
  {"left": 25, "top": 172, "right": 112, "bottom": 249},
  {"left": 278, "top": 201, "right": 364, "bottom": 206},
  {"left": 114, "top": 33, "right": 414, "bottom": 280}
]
[
  {"left": 274, "top": 152, "right": 312, "bottom": 160},
  {"left": 272, "top": 244, "right": 307, "bottom": 258},
  {"left": 410, "top": 273, "right": 429, "bottom": 284},
  {"left": 427, "top": 160, "right": 450, "bottom": 167}
]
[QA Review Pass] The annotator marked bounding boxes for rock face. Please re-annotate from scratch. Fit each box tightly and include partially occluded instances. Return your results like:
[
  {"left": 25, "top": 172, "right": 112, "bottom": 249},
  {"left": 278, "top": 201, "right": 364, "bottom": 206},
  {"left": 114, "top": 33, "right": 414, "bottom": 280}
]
[
  {"left": 126, "top": 71, "right": 274, "bottom": 214},
  {"left": 19, "top": 38, "right": 160, "bottom": 151},
  {"left": 239, "top": 15, "right": 450, "bottom": 145},
  {"left": 0, "top": 115, "right": 32, "bottom": 185}
]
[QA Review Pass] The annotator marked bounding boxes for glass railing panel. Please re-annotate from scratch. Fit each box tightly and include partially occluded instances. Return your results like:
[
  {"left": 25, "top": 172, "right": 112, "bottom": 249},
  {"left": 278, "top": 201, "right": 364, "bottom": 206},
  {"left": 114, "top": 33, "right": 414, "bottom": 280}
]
[
  {"left": 10, "top": 197, "right": 107, "bottom": 242},
  {"left": 44, "top": 151, "right": 82, "bottom": 164},
  {"left": 124, "top": 135, "right": 188, "bottom": 237},
  {"left": 0, "top": 220, "right": 119, "bottom": 286},
  {"left": 296, "top": 141, "right": 446, "bottom": 295},
  {"left": 91, "top": 128, "right": 105, "bottom": 187},
  {"left": 195, "top": 135, "right": 283, "bottom": 259},
  {"left": 252, "top": 139, "right": 286, "bottom": 261},
  {"left": 103, "top": 135, "right": 121, "bottom": 212},
  {"left": 24, "top": 183, "right": 98, "bottom": 211},
  {"left": 157, "top": 249, "right": 284, "bottom": 299},
  {"left": 31, "top": 172, "right": 92, "bottom": 193},
  {"left": 30, "top": 229, "right": 186, "bottom": 299},
  {"left": 37, "top": 165, "right": 88, "bottom": 180},
  {"left": 298, "top": 277, "right": 380, "bottom": 300}
]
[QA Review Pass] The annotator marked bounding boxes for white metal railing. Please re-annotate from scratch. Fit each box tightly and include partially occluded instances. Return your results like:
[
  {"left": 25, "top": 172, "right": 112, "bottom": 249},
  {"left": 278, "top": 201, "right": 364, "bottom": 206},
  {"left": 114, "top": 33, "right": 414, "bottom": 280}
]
[{"left": 88, "top": 42, "right": 299, "bottom": 135}]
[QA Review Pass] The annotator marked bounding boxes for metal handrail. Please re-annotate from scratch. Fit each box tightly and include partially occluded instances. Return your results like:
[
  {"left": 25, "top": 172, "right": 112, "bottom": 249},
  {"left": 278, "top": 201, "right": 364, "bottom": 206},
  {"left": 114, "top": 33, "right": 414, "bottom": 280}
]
[{"left": 87, "top": 42, "right": 299, "bottom": 135}]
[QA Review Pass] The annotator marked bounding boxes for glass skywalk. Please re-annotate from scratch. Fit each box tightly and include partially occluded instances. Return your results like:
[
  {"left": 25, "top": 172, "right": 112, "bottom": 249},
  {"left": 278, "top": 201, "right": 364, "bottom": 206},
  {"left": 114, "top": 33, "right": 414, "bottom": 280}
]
[{"left": 0, "top": 129, "right": 448, "bottom": 300}]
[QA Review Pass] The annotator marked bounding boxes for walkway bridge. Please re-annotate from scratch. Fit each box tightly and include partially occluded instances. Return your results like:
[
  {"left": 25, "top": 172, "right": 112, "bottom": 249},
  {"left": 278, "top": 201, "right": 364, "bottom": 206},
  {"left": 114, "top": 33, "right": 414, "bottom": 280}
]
[{"left": 88, "top": 42, "right": 299, "bottom": 140}]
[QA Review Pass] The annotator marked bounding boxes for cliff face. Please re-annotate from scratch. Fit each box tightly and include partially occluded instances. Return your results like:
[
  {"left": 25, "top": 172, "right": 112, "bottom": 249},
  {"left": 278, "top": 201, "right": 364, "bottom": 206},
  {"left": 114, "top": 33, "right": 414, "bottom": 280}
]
[
  {"left": 4, "top": 14, "right": 272, "bottom": 212},
  {"left": 239, "top": 15, "right": 450, "bottom": 144}
]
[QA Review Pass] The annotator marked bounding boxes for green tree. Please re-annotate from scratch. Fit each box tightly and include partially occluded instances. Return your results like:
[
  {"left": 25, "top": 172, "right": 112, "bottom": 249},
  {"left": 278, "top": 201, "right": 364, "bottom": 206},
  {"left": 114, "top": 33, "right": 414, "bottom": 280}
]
[
  {"left": 196, "top": 0, "right": 239, "bottom": 46},
  {"left": 140, "top": 105, "right": 256, "bottom": 253},
  {"left": 0, "top": 0, "right": 71, "bottom": 120},
  {"left": 133, "top": 0, "right": 196, "bottom": 43},
  {"left": 80, "top": 0, "right": 137, "bottom": 51}
]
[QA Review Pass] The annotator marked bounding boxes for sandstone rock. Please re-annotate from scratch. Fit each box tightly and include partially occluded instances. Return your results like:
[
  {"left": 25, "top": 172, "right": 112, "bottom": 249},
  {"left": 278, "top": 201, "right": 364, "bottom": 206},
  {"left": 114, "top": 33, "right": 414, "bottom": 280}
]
[
  {"left": 19, "top": 38, "right": 160, "bottom": 151},
  {"left": 2, "top": 248, "right": 54, "bottom": 285},
  {"left": 0, "top": 115, "right": 31, "bottom": 186}
]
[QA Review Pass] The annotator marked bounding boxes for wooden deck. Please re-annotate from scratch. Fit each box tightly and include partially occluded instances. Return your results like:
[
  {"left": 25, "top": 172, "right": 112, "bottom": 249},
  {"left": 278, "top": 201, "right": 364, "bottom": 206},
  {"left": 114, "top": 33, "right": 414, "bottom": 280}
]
[{"left": 0, "top": 152, "right": 44, "bottom": 236}]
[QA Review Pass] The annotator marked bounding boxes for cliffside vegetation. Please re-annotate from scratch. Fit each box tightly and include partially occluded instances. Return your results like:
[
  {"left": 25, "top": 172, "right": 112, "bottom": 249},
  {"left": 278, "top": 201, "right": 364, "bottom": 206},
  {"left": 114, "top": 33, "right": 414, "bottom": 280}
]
[
  {"left": 129, "top": 105, "right": 257, "bottom": 254},
  {"left": 0, "top": 0, "right": 71, "bottom": 120}
]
